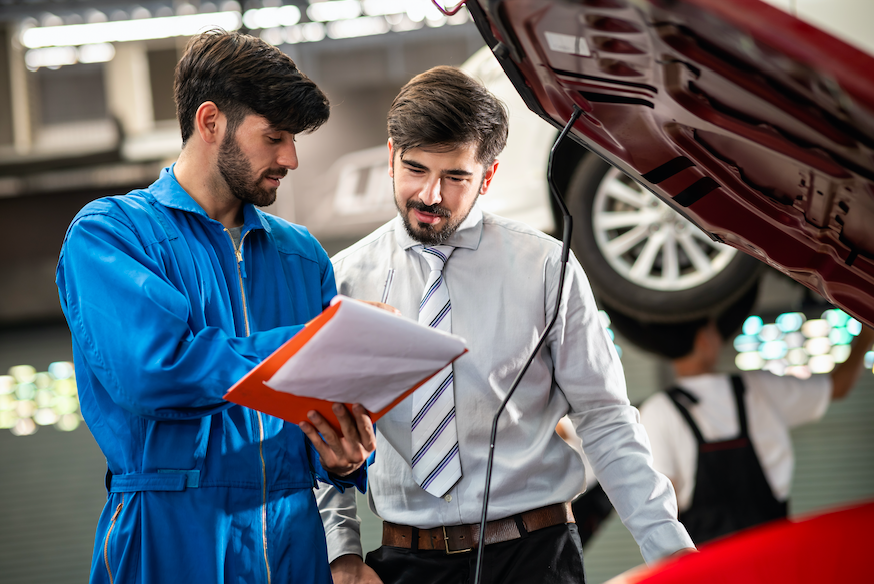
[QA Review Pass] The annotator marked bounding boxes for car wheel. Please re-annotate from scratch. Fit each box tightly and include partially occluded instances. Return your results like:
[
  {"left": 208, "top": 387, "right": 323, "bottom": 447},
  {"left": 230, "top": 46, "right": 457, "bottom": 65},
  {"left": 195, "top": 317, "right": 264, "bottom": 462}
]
[{"left": 566, "top": 154, "right": 762, "bottom": 322}]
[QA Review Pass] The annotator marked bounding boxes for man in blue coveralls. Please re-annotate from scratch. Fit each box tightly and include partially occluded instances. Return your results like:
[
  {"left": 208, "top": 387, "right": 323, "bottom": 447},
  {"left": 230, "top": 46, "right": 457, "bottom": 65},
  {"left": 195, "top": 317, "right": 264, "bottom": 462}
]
[{"left": 56, "top": 29, "right": 375, "bottom": 583}]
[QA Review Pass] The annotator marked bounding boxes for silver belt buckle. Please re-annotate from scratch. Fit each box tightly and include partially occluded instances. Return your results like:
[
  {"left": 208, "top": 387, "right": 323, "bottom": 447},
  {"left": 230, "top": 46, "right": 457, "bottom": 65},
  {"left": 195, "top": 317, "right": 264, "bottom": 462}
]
[{"left": 443, "top": 525, "right": 472, "bottom": 554}]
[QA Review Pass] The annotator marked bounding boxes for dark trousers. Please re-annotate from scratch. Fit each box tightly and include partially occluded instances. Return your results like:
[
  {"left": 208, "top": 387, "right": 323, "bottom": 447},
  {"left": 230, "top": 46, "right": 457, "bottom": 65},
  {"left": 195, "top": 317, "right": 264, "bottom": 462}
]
[{"left": 365, "top": 523, "right": 586, "bottom": 584}]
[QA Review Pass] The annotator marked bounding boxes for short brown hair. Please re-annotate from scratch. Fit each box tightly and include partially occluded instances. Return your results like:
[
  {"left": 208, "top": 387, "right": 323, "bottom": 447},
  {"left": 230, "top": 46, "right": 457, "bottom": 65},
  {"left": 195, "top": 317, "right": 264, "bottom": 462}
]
[
  {"left": 387, "top": 66, "right": 508, "bottom": 166},
  {"left": 174, "top": 29, "right": 329, "bottom": 144}
]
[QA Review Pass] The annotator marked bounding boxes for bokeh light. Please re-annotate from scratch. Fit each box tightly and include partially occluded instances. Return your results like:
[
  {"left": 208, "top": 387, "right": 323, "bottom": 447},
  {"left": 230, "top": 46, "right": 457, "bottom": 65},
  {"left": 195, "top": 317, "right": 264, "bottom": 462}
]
[
  {"left": 598, "top": 310, "right": 622, "bottom": 359},
  {"left": 733, "top": 308, "right": 868, "bottom": 379},
  {"left": 1, "top": 362, "right": 82, "bottom": 436},
  {"left": 742, "top": 315, "right": 764, "bottom": 336}
]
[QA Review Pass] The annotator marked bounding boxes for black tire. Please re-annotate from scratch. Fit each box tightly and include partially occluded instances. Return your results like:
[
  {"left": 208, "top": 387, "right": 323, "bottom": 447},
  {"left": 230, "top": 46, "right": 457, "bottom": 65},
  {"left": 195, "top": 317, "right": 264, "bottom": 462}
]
[{"left": 565, "top": 154, "right": 762, "bottom": 323}]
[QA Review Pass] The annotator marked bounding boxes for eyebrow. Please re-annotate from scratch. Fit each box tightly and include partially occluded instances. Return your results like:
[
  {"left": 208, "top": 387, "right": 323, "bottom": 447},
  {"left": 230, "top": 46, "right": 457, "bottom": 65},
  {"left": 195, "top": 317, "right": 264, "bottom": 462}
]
[{"left": 400, "top": 156, "right": 474, "bottom": 177}]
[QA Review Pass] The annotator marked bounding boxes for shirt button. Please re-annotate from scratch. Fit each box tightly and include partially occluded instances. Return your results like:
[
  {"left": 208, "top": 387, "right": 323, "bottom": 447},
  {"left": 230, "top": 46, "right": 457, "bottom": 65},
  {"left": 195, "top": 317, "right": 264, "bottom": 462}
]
[{"left": 444, "top": 494, "right": 452, "bottom": 502}]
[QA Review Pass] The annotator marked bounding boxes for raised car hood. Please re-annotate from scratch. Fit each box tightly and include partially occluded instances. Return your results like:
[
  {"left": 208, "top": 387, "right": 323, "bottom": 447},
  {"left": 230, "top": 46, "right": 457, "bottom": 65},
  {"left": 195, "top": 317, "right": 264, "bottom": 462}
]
[{"left": 466, "top": 0, "right": 874, "bottom": 327}]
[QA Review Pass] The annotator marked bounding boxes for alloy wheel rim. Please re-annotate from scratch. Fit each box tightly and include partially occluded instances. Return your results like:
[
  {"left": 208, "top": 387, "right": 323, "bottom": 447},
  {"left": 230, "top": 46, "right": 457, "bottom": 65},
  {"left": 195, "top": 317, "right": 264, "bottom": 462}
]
[{"left": 592, "top": 167, "right": 737, "bottom": 291}]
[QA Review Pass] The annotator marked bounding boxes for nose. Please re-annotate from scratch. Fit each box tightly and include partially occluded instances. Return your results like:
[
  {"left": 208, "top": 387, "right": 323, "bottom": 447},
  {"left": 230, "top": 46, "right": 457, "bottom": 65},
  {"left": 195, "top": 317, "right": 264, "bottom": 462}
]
[
  {"left": 277, "top": 139, "right": 298, "bottom": 170},
  {"left": 419, "top": 176, "right": 442, "bottom": 206}
]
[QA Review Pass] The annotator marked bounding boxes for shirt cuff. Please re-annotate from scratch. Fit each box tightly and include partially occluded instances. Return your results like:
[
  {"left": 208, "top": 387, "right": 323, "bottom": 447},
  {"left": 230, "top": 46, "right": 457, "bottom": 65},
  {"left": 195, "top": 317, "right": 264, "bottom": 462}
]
[
  {"left": 322, "top": 464, "right": 368, "bottom": 494},
  {"left": 324, "top": 525, "right": 365, "bottom": 564},
  {"left": 638, "top": 520, "right": 696, "bottom": 564}
]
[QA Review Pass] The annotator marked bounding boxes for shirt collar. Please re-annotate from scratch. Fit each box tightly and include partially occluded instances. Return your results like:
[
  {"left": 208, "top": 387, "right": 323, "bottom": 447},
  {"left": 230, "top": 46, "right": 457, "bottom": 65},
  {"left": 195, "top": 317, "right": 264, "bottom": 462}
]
[
  {"left": 394, "top": 202, "right": 484, "bottom": 251},
  {"left": 151, "top": 165, "right": 269, "bottom": 233}
]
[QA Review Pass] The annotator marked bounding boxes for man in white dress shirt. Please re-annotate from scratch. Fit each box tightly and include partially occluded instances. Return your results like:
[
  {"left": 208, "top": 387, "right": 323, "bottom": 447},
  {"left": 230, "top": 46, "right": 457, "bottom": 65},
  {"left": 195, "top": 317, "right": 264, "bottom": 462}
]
[{"left": 317, "top": 65, "right": 694, "bottom": 584}]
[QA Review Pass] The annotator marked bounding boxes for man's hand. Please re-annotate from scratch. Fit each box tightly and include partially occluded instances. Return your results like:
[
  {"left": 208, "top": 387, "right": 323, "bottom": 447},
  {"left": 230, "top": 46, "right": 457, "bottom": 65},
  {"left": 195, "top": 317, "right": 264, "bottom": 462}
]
[
  {"left": 330, "top": 554, "right": 383, "bottom": 584},
  {"left": 299, "top": 403, "right": 376, "bottom": 477}
]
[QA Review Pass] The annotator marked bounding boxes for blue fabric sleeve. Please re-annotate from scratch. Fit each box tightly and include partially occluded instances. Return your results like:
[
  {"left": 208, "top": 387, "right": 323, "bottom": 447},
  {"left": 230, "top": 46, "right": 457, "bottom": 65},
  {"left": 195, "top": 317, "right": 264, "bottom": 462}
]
[
  {"left": 58, "top": 211, "right": 302, "bottom": 421},
  {"left": 307, "top": 438, "right": 369, "bottom": 494}
]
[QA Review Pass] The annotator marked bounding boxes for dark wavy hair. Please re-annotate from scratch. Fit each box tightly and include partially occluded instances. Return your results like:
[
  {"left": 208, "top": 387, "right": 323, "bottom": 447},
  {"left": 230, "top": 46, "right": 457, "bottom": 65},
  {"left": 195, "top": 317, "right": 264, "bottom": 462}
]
[
  {"left": 387, "top": 65, "right": 508, "bottom": 166},
  {"left": 606, "top": 281, "right": 760, "bottom": 360},
  {"left": 174, "top": 29, "right": 329, "bottom": 144}
]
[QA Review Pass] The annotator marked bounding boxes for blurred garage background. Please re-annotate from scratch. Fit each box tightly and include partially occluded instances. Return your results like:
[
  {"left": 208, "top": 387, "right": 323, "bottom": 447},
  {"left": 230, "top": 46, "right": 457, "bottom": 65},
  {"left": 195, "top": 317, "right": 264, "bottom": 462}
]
[{"left": 1, "top": 1, "right": 872, "bottom": 583}]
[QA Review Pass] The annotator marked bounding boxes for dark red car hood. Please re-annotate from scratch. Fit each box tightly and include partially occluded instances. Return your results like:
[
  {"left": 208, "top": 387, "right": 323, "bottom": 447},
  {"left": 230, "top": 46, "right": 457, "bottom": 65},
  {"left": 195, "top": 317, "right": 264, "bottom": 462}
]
[{"left": 465, "top": 0, "right": 874, "bottom": 327}]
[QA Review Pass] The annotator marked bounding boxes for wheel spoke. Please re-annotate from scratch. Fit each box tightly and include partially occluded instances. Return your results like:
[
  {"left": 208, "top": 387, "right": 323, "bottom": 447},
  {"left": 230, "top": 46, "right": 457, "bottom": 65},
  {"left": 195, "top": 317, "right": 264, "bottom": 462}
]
[
  {"left": 689, "top": 227, "right": 725, "bottom": 250},
  {"left": 596, "top": 209, "right": 660, "bottom": 231},
  {"left": 605, "top": 224, "right": 650, "bottom": 258},
  {"left": 630, "top": 229, "right": 667, "bottom": 280},
  {"left": 604, "top": 179, "right": 648, "bottom": 208},
  {"left": 677, "top": 230, "right": 714, "bottom": 275},
  {"left": 662, "top": 232, "right": 680, "bottom": 283}
]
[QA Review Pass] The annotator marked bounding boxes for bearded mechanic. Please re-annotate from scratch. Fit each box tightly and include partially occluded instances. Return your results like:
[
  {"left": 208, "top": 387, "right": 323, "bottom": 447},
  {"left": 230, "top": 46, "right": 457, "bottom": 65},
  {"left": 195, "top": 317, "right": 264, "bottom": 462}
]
[{"left": 56, "top": 30, "right": 375, "bottom": 584}]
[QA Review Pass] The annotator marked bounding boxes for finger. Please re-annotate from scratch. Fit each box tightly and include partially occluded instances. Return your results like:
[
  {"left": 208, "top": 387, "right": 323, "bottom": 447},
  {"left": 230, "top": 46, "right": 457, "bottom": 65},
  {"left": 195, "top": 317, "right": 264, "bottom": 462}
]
[
  {"left": 298, "top": 420, "right": 329, "bottom": 454},
  {"left": 306, "top": 409, "right": 343, "bottom": 453},
  {"left": 351, "top": 404, "right": 376, "bottom": 452},
  {"left": 332, "top": 403, "right": 361, "bottom": 445}
]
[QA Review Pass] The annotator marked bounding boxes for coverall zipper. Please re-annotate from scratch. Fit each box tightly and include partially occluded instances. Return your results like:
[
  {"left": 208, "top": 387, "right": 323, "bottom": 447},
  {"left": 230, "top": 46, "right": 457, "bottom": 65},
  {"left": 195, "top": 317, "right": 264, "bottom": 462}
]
[
  {"left": 225, "top": 228, "right": 271, "bottom": 584},
  {"left": 104, "top": 497, "right": 124, "bottom": 584}
]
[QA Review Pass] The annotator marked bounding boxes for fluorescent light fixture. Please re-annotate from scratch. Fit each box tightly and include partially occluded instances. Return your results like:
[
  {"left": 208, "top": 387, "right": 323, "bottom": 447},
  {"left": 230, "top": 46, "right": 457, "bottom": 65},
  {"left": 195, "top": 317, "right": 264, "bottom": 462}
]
[
  {"left": 26, "top": 43, "right": 117, "bottom": 70},
  {"left": 831, "top": 344, "right": 852, "bottom": 363},
  {"left": 362, "top": 0, "right": 407, "bottom": 16},
  {"left": 801, "top": 318, "right": 830, "bottom": 339},
  {"left": 405, "top": 0, "right": 444, "bottom": 22},
  {"left": 803, "top": 337, "right": 831, "bottom": 356},
  {"left": 808, "top": 354, "right": 835, "bottom": 374},
  {"left": 21, "top": 11, "right": 242, "bottom": 49},
  {"left": 742, "top": 315, "right": 764, "bottom": 336},
  {"left": 733, "top": 308, "right": 869, "bottom": 379},
  {"left": 757, "top": 323, "right": 781, "bottom": 342},
  {"left": 307, "top": 0, "right": 362, "bottom": 22},
  {"left": 775, "top": 311, "right": 804, "bottom": 333},
  {"left": 260, "top": 27, "right": 285, "bottom": 46},
  {"left": 243, "top": 5, "right": 301, "bottom": 30},
  {"left": 25, "top": 46, "right": 77, "bottom": 69},
  {"left": 735, "top": 351, "right": 764, "bottom": 371},
  {"left": 327, "top": 15, "right": 389, "bottom": 39},
  {"left": 78, "top": 43, "right": 116, "bottom": 64}
]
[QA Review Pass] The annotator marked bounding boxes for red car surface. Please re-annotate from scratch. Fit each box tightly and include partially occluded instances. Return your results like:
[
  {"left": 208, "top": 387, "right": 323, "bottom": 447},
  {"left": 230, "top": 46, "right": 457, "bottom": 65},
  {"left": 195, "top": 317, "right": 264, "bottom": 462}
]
[{"left": 460, "top": 0, "right": 874, "bottom": 327}]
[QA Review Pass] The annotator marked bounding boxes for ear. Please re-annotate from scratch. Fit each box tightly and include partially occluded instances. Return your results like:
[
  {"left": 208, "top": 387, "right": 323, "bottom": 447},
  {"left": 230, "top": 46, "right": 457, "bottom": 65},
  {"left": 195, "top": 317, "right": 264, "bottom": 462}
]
[
  {"left": 479, "top": 159, "right": 500, "bottom": 195},
  {"left": 194, "top": 101, "right": 224, "bottom": 145},
  {"left": 387, "top": 138, "right": 395, "bottom": 179}
]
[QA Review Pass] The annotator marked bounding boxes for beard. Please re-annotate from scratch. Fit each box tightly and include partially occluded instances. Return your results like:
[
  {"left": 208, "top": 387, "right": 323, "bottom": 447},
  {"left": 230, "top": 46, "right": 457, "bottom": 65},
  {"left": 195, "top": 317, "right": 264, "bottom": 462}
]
[
  {"left": 394, "top": 178, "right": 482, "bottom": 246},
  {"left": 217, "top": 131, "right": 286, "bottom": 207}
]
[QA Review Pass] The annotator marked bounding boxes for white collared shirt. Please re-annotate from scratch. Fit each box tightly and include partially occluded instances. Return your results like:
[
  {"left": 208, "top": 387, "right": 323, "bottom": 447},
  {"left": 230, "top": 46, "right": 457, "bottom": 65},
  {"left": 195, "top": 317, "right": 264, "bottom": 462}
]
[
  {"left": 317, "top": 204, "right": 694, "bottom": 564},
  {"left": 640, "top": 371, "right": 831, "bottom": 511}
]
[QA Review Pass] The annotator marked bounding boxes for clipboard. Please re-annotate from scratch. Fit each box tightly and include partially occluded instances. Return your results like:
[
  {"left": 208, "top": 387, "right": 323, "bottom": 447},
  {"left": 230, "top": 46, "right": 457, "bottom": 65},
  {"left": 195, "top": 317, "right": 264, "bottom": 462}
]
[{"left": 223, "top": 297, "right": 468, "bottom": 434}]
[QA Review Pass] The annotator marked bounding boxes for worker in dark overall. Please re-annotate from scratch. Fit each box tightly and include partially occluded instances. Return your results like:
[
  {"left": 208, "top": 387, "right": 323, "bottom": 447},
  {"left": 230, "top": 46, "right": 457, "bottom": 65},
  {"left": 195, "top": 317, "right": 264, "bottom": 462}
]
[
  {"left": 609, "top": 284, "right": 874, "bottom": 545},
  {"left": 664, "top": 377, "right": 786, "bottom": 543}
]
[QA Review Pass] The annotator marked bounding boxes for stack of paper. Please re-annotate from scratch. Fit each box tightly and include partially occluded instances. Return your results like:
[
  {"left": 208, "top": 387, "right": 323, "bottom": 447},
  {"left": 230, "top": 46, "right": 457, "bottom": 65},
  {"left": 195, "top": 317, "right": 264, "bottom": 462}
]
[{"left": 224, "top": 296, "right": 467, "bottom": 432}]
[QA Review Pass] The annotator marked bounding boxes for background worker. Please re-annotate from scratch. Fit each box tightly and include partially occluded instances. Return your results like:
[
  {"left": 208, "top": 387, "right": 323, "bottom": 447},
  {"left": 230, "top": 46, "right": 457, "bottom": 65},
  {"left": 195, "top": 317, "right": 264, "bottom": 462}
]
[{"left": 610, "top": 286, "right": 874, "bottom": 544}]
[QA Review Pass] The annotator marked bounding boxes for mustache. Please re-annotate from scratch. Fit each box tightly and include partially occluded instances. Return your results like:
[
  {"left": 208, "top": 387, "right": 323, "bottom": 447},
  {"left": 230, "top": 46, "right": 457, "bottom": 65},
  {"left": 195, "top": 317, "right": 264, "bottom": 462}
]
[
  {"left": 262, "top": 168, "right": 288, "bottom": 180},
  {"left": 406, "top": 200, "right": 451, "bottom": 218}
]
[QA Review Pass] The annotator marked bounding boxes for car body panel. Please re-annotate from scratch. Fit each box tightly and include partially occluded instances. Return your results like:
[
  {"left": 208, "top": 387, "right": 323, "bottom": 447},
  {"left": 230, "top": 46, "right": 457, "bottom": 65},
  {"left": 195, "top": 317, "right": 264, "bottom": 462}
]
[{"left": 466, "top": 0, "right": 874, "bottom": 327}]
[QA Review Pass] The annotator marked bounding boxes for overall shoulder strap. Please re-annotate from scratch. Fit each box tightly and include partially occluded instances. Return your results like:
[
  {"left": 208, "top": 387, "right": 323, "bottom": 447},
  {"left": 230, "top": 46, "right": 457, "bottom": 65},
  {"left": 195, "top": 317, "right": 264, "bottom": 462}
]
[
  {"left": 730, "top": 375, "right": 750, "bottom": 438},
  {"left": 666, "top": 387, "right": 707, "bottom": 444}
]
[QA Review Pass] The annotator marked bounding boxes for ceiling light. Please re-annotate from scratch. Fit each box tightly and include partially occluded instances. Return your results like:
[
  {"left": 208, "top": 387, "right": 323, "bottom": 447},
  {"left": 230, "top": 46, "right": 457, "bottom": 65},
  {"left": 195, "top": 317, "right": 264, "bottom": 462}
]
[
  {"left": 21, "top": 11, "right": 242, "bottom": 49},
  {"left": 307, "top": 1, "right": 362, "bottom": 22}
]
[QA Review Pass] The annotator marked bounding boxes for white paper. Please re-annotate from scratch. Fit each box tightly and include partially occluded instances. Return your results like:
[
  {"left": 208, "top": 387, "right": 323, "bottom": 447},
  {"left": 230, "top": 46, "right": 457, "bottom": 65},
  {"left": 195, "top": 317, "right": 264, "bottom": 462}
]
[{"left": 264, "top": 296, "right": 467, "bottom": 412}]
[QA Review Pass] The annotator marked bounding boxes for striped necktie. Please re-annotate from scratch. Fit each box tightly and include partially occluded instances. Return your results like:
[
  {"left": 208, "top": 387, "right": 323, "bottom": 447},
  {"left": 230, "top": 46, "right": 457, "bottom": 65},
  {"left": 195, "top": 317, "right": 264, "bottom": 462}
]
[{"left": 411, "top": 245, "right": 462, "bottom": 497}]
